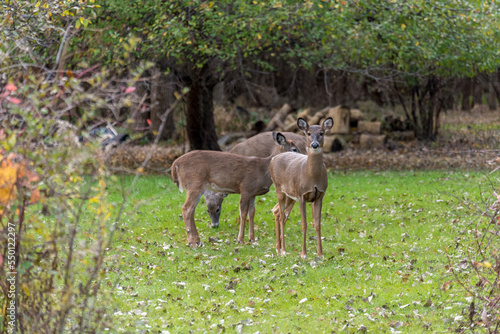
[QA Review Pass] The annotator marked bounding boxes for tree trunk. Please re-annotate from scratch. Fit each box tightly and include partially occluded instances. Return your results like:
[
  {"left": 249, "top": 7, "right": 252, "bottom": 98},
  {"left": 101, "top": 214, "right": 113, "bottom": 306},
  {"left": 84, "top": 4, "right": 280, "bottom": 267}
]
[
  {"left": 150, "top": 69, "right": 176, "bottom": 140},
  {"left": 472, "top": 75, "right": 483, "bottom": 107},
  {"left": 460, "top": 77, "right": 473, "bottom": 112},
  {"left": 492, "top": 68, "right": 500, "bottom": 105},
  {"left": 185, "top": 77, "right": 220, "bottom": 151}
]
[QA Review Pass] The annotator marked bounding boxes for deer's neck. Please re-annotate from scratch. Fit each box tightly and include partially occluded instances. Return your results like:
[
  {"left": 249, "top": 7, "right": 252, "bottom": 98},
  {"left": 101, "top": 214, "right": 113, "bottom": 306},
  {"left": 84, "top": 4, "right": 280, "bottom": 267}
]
[{"left": 306, "top": 151, "right": 324, "bottom": 178}]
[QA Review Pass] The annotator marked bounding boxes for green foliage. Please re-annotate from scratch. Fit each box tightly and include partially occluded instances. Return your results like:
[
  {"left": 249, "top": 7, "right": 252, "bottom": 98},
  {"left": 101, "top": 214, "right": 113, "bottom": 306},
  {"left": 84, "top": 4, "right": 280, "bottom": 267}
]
[
  {"left": 87, "top": 0, "right": 500, "bottom": 76},
  {"left": 0, "top": 82, "right": 111, "bottom": 331},
  {"left": 0, "top": 0, "right": 100, "bottom": 68},
  {"left": 335, "top": 0, "right": 500, "bottom": 77},
  {"left": 0, "top": 40, "right": 145, "bottom": 331},
  {"left": 95, "top": 171, "right": 487, "bottom": 332}
]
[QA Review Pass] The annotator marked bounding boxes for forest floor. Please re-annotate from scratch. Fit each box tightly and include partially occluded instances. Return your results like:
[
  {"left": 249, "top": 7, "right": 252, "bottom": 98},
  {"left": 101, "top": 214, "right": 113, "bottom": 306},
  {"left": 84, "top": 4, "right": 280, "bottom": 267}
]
[{"left": 107, "top": 106, "right": 500, "bottom": 173}]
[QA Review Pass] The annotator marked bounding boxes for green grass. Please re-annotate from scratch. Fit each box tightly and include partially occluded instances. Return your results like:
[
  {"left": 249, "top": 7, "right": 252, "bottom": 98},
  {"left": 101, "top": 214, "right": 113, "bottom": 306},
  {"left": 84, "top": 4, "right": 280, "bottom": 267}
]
[{"left": 95, "top": 171, "right": 489, "bottom": 333}]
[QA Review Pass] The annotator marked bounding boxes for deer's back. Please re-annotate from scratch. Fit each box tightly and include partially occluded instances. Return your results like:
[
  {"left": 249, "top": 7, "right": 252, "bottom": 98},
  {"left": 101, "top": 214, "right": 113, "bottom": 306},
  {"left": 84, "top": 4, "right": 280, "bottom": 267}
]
[
  {"left": 230, "top": 132, "right": 307, "bottom": 156},
  {"left": 173, "top": 150, "right": 271, "bottom": 194}
]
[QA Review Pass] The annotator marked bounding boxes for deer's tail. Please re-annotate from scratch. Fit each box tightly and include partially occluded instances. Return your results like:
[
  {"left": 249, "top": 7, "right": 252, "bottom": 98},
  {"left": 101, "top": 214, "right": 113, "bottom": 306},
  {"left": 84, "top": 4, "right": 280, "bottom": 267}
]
[{"left": 171, "top": 163, "right": 183, "bottom": 193}]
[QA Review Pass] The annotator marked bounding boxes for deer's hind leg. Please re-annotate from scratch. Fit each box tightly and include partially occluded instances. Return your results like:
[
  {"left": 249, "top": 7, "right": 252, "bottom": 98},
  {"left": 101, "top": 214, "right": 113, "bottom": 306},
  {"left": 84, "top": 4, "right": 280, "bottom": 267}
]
[
  {"left": 182, "top": 189, "right": 204, "bottom": 247},
  {"left": 247, "top": 197, "right": 256, "bottom": 242},
  {"left": 298, "top": 198, "right": 308, "bottom": 258},
  {"left": 275, "top": 193, "right": 295, "bottom": 256}
]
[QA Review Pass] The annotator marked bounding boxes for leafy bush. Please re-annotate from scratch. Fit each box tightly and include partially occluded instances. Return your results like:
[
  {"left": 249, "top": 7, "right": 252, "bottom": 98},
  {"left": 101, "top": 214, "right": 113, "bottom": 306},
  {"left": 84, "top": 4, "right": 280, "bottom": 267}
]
[
  {"left": 0, "top": 68, "right": 144, "bottom": 332},
  {"left": 450, "top": 179, "right": 500, "bottom": 333}
]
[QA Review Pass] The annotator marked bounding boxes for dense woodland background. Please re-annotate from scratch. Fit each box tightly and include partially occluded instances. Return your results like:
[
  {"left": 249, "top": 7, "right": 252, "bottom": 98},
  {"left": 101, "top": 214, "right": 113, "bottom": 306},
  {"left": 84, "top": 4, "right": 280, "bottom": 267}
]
[{"left": 1, "top": 0, "right": 500, "bottom": 332}]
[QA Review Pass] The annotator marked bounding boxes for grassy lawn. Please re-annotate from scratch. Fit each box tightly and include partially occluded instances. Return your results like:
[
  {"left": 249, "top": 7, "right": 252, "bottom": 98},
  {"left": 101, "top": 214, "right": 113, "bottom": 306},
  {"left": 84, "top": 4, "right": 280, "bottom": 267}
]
[{"left": 95, "top": 170, "right": 489, "bottom": 333}]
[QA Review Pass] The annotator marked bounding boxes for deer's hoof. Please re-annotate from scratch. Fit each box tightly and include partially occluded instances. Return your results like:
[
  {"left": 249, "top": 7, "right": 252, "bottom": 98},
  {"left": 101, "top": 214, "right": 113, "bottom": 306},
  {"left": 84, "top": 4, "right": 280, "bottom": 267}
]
[{"left": 301, "top": 254, "right": 307, "bottom": 259}]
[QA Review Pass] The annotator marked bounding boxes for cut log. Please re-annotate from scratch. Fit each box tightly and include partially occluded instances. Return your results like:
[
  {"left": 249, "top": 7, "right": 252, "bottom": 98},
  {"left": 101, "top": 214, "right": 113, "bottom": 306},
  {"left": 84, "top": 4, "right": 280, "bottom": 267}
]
[
  {"left": 324, "top": 135, "right": 345, "bottom": 153},
  {"left": 307, "top": 106, "right": 331, "bottom": 125},
  {"left": 358, "top": 121, "right": 381, "bottom": 135},
  {"left": 328, "top": 105, "right": 350, "bottom": 134},
  {"left": 280, "top": 114, "right": 297, "bottom": 132},
  {"left": 264, "top": 103, "right": 293, "bottom": 131},
  {"left": 359, "top": 134, "right": 386, "bottom": 150},
  {"left": 350, "top": 109, "right": 364, "bottom": 122},
  {"left": 217, "top": 132, "right": 247, "bottom": 147},
  {"left": 297, "top": 108, "right": 313, "bottom": 121}
]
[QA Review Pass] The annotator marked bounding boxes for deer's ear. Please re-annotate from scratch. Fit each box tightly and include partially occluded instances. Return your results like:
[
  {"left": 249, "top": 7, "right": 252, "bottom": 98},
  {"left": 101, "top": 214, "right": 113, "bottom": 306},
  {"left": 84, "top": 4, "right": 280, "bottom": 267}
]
[
  {"left": 322, "top": 117, "right": 334, "bottom": 131},
  {"left": 297, "top": 118, "right": 308, "bottom": 131},
  {"left": 274, "top": 132, "right": 286, "bottom": 146}
]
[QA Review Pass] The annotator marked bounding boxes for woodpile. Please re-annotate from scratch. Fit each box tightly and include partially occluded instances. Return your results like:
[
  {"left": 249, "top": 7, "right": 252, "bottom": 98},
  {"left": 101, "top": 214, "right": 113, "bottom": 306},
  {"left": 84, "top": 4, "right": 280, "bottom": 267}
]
[
  {"left": 243, "top": 103, "right": 416, "bottom": 152},
  {"left": 359, "top": 134, "right": 386, "bottom": 150},
  {"left": 349, "top": 109, "right": 364, "bottom": 127},
  {"left": 357, "top": 121, "right": 381, "bottom": 135},
  {"left": 264, "top": 103, "right": 293, "bottom": 132}
]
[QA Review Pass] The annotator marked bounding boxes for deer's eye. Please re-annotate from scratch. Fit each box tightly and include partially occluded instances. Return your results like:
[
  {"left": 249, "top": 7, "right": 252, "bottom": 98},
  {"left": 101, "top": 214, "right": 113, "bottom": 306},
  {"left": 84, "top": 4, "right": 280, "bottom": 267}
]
[{"left": 307, "top": 132, "right": 312, "bottom": 136}]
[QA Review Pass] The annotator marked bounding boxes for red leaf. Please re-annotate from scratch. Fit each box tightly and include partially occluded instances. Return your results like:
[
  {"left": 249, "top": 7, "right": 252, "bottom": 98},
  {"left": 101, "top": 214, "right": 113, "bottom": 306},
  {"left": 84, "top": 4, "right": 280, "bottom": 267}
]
[
  {"left": 124, "top": 87, "right": 136, "bottom": 93},
  {"left": 5, "top": 83, "right": 17, "bottom": 92},
  {"left": 146, "top": 119, "right": 152, "bottom": 126},
  {"left": 7, "top": 97, "right": 21, "bottom": 104}
]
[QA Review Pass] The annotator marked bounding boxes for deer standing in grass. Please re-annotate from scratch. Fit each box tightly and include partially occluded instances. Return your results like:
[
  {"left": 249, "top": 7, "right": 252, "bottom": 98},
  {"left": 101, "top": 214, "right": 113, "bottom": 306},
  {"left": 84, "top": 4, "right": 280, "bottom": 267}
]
[
  {"left": 171, "top": 132, "right": 299, "bottom": 247},
  {"left": 270, "top": 117, "right": 333, "bottom": 258},
  {"left": 204, "top": 132, "right": 307, "bottom": 228}
]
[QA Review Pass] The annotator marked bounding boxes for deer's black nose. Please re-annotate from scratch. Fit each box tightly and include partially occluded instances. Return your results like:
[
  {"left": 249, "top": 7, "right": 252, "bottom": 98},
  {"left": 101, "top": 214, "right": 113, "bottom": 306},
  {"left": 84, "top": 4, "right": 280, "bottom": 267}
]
[{"left": 311, "top": 142, "right": 319, "bottom": 149}]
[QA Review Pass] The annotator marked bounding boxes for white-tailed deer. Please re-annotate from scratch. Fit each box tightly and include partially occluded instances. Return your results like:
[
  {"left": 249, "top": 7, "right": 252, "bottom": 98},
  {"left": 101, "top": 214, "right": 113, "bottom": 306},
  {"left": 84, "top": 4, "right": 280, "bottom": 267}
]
[
  {"left": 270, "top": 117, "right": 334, "bottom": 258},
  {"left": 204, "top": 132, "right": 307, "bottom": 228},
  {"left": 171, "top": 132, "right": 299, "bottom": 247}
]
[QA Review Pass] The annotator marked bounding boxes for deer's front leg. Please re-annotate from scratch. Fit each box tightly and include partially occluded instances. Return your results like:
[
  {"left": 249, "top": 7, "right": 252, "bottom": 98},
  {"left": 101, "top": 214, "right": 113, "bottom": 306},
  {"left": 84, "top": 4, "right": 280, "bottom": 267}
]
[
  {"left": 248, "top": 197, "right": 256, "bottom": 242},
  {"left": 238, "top": 195, "right": 251, "bottom": 244},
  {"left": 299, "top": 198, "right": 308, "bottom": 258},
  {"left": 311, "top": 195, "right": 324, "bottom": 257},
  {"left": 182, "top": 191, "right": 203, "bottom": 247}
]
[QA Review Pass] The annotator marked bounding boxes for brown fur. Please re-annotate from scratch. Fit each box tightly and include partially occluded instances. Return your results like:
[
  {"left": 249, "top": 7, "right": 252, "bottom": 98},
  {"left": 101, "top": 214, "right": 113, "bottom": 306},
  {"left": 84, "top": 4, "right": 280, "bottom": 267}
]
[
  {"left": 270, "top": 118, "right": 333, "bottom": 258},
  {"left": 172, "top": 133, "right": 298, "bottom": 247}
]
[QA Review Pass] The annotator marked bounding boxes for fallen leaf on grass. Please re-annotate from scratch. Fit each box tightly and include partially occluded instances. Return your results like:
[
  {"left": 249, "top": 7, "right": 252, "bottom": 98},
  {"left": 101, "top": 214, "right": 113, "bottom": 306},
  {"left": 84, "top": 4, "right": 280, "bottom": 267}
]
[{"left": 389, "top": 320, "right": 403, "bottom": 328}]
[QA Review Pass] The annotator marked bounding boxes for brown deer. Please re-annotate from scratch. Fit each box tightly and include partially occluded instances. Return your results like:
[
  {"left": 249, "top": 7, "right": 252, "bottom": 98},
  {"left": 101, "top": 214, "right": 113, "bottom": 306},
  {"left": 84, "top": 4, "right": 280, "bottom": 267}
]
[
  {"left": 204, "top": 132, "right": 307, "bottom": 228},
  {"left": 270, "top": 117, "right": 334, "bottom": 258},
  {"left": 171, "top": 132, "right": 299, "bottom": 247}
]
